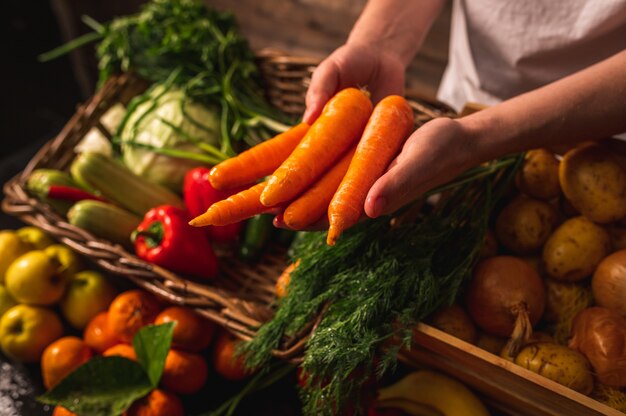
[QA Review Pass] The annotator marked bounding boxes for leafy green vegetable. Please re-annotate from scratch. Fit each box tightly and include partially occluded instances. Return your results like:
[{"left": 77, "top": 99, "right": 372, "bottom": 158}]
[
  {"left": 38, "top": 323, "right": 174, "bottom": 415},
  {"left": 38, "top": 357, "right": 152, "bottom": 416},
  {"left": 243, "top": 155, "right": 523, "bottom": 415},
  {"left": 133, "top": 322, "right": 175, "bottom": 387},
  {"left": 40, "top": 0, "right": 291, "bottom": 156},
  {"left": 119, "top": 81, "right": 225, "bottom": 191}
]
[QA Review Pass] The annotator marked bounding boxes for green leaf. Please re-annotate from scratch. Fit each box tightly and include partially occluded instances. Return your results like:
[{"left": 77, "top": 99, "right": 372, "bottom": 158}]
[
  {"left": 133, "top": 322, "right": 175, "bottom": 386},
  {"left": 38, "top": 356, "right": 152, "bottom": 416}
]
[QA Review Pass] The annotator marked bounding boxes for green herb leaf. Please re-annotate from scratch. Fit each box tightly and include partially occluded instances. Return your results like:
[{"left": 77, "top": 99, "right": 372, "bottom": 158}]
[
  {"left": 38, "top": 356, "right": 152, "bottom": 416},
  {"left": 133, "top": 322, "right": 175, "bottom": 386}
]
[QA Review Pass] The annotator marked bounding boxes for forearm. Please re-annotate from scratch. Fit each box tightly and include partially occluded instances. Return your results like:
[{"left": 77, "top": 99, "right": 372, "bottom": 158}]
[
  {"left": 462, "top": 49, "right": 626, "bottom": 163},
  {"left": 347, "top": 0, "right": 445, "bottom": 67}
]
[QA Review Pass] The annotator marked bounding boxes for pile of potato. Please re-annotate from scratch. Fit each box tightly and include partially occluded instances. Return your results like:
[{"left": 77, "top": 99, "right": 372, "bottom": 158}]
[{"left": 425, "top": 139, "right": 626, "bottom": 411}]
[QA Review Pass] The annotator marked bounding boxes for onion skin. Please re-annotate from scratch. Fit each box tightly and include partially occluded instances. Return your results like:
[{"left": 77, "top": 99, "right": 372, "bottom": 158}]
[
  {"left": 592, "top": 249, "right": 626, "bottom": 317},
  {"left": 569, "top": 307, "right": 626, "bottom": 387},
  {"left": 466, "top": 256, "right": 546, "bottom": 337}
]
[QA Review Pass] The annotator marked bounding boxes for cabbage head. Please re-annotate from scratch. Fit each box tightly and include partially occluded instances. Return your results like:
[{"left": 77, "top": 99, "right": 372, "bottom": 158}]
[{"left": 120, "top": 83, "right": 222, "bottom": 192}]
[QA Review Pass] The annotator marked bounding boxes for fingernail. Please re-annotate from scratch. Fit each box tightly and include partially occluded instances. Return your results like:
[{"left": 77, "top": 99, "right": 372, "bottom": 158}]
[{"left": 371, "top": 197, "right": 386, "bottom": 218}]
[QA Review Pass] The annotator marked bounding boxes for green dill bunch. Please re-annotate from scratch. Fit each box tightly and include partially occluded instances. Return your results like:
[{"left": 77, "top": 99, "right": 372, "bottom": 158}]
[{"left": 244, "top": 155, "right": 524, "bottom": 415}]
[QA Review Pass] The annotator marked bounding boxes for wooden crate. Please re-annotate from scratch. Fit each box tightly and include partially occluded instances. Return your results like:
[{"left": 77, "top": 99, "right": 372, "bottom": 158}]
[{"left": 400, "top": 324, "right": 623, "bottom": 416}]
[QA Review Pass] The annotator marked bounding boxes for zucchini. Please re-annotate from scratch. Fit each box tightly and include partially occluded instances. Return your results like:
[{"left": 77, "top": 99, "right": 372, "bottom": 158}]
[
  {"left": 67, "top": 200, "right": 141, "bottom": 247},
  {"left": 70, "top": 152, "right": 183, "bottom": 216},
  {"left": 26, "top": 169, "right": 79, "bottom": 215}
]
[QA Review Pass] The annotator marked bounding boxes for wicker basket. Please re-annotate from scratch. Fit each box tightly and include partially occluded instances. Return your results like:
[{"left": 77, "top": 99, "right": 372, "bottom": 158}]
[{"left": 1, "top": 49, "right": 453, "bottom": 361}]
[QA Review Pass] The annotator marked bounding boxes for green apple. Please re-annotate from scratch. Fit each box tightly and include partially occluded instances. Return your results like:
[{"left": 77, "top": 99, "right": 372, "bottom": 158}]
[
  {"left": 5, "top": 251, "right": 71, "bottom": 305},
  {"left": 60, "top": 270, "right": 117, "bottom": 330},
  {"left": 0, "top": 304, "right": 63, "bottom": 362},
  {"left": 0, "top": 231, "right": 30, "bottom": 283},
  {"left": 16, "top": 227, "right": 54, "bottom": 250},
  {"left": 44, "top": 244, "right": 83, "bottom": 276},
  {"left": 0, "top": 284, "right": 17, "bottom": 319}
]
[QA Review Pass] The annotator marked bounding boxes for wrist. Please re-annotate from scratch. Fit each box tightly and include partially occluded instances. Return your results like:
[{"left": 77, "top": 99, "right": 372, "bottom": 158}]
[{"left": 457, "top": 110, "right": 510, "bottom": 165}]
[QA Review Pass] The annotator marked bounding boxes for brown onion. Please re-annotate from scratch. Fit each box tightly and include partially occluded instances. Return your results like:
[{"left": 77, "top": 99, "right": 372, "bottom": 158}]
[
  {"left": 466, "top": 256, "right": 546, "bottom": 357},
  {"left": 569, "top": 307, "right": 626, "bottom": 387},
  {"left": 592, "top": 249, "right": 626, "bottom": 316}
]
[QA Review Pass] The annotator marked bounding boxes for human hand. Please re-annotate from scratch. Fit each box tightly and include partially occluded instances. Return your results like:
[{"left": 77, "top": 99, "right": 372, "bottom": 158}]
[
  {"left": 365, "top": 117, "right": 478, "bottom": 217},
  {"left": 303, "top": 42, "right": 406, "bottom": 124}
]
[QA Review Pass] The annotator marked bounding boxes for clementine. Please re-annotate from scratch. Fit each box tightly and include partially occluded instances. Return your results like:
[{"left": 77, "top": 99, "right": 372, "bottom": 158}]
[
  {"left": 212, "top": 331, "right": 250, "bottom": 381},
  {"left": 83, "top": 312, "right": 121, "bottom": 354},
  {"left": 161, "top": 349, "right": 208, "bottom": 394},
  {"left": 41, "top": 336, "right": 93, "bottom": 389},
  {"left": 102, "top": 343, "right": 137, "bottom": 361},
  {"left": 124, "top": 389, "right": 184, "bottom": 416},
  {"left": 108, "top": 290, "right": 162, "bottom": 343},
  {"left": 53, "top": 406, "right": 78, "bottom": 416},
  {"left": 154, "top": 306, "right": 215, "bottom": 352}
]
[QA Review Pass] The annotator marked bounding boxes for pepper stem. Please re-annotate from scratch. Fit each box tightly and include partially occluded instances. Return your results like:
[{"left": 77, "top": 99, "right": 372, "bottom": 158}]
[{"left": 130, "top": 221, "right": 164, "bottom": 249}]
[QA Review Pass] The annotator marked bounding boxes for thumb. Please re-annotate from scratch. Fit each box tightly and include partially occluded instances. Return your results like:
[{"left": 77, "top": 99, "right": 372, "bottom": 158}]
[
  {"left": 365, "top": 156, "right": 430, "bottom": 218},
  {"left": 303, "top": 59, "right": 340, "bottom": 124}
]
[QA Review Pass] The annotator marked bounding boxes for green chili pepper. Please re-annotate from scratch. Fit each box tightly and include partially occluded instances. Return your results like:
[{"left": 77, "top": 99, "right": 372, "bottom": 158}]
[{"left": 238, "top": 214, "right": 274, "bottom": 262}]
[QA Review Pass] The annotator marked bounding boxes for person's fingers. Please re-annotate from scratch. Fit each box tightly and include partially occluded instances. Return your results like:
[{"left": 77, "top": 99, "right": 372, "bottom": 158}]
[
  {"left": 365, "top": 162, "right": 428, "bottom": 218},
  {"left": 272, "top": 214, "right": 291, "bottom": 230},
  {"left": 303, "top": 59, "right": 340, "bottom": 124},
  {"left": 364, "top": 134, "right": 442, "bottom": 218},
  {"left": 273, "top": 214, "right": 329, "bottom": 231}
]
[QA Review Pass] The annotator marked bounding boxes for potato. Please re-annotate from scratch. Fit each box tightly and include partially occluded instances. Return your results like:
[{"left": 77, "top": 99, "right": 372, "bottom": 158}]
[
  {"left": 515, "top": 342, "right": 594, "bottom": 394},
  {"left": 428, "top": 304, "right": 477, "bottom": 344},
  {"left": 475, "top": 333, "right": 507, "bottom": 355},
  {"left": 559, "top": 142, "right": 626, "bottom": 224},
  {"left": 495, "top": 195, "right": 558, "bottom": 254},
  {"left": 516, "top": 149, "right": 561, "bottom": 200},
  {"left": 543, "top": 216, "right": 611, "bottom": 282},
  {"left": 544, "top": 278, "right": 593, "bottom": 324}
]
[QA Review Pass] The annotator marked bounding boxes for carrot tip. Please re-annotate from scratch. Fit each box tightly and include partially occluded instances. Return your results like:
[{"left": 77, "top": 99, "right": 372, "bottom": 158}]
[
  {"left": 188, "top": 213, "right": 211, "bottom": 227},
  {"left": 326, "top": 226, "right": 340, "bottom": 246}
]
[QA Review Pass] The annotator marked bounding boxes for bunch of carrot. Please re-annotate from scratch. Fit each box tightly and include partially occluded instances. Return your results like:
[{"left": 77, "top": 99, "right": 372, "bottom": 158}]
[{"left": 189, "top": 88, "right": 415, "bottom": 246}]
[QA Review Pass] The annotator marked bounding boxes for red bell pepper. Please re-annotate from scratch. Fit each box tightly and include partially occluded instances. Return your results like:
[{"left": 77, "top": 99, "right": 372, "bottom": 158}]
[
  {"left": 183, "top": 167, "right": 245, "bottom": 243},
  {"left": 131, "top": 205, "right": 218, "bottom": 279}
]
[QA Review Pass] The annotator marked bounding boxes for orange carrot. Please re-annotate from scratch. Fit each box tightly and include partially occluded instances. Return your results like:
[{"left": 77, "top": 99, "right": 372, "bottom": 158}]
[
  {"left": 209, "top": 123, "right": 310, "bottom": 190},
  {"left": 327, "top": 95, "right": 414, "bottom": 246},
  {"left": 260, "top": 88, "right": 372, "bottom": 207},
  {"left": 283, "top": 146, "right": 356, "bottom": 230},
  {"left": 189, "top": 181, "right": 271, "bottom": 227}
]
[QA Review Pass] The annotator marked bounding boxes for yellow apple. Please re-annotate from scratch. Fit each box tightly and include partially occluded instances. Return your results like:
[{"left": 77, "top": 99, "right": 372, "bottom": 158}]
[
  {"left": 0, "top": 304, "right": 63, "bottom": 362},
  {"left": 44, "top": 244, "right": 83, "bottom": 276},
  {"left": 60, "top": 270, "right": 117, "bottom": 330},
  {"left": 0, "top": 231, "right": 30, "bottom": 283},
  {"left": 16, "top": 227, "right": 54, "bottom": 250},
  {"left": 0, "top": 284, "right": 17, "bottom": 319},
  {"left": 5, "top": 251, "right": 71, "bottom": 305}
]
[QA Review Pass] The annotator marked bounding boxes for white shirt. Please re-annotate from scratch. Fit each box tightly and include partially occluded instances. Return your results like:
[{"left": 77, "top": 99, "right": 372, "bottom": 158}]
[{"left": 437, "top": 0, "right": 626, "bottom": 112}]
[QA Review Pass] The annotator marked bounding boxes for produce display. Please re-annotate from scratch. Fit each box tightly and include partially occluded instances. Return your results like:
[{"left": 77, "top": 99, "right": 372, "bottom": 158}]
[
  {"left": 418, "top": 144, "right": 626, "bottom": 413},
  {"left": 6, "top": 0, "right": 624, "bottom": 415}
]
